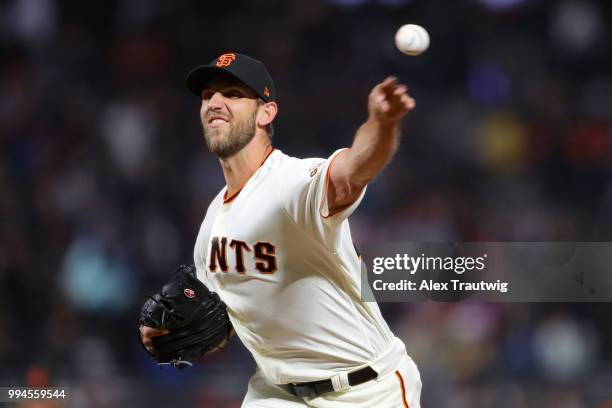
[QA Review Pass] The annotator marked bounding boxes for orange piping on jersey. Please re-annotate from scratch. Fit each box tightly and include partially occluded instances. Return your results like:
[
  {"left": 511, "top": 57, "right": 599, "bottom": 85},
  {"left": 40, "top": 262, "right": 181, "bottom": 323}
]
[
  {"left": 223, "top": 188, "right": 240, "bottom": 204},
  {"left": 223, "top": 146, "right": 276, "bottom": 204},
  {"left": 320, "top": 148, "right": 351, "bottom": 219},
  {"left": 395, "top": 371, "right": 410, "bottom": 408}
]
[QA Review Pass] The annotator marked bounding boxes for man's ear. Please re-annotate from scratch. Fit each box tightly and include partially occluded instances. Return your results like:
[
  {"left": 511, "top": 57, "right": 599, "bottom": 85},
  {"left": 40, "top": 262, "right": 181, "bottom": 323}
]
[{"left": 258, "top": 102, "right": 278, "bottom": 127}]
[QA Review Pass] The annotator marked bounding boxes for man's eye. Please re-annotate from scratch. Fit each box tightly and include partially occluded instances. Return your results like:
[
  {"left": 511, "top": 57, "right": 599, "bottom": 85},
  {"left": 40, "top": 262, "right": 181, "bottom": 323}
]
[{"left": 227, "top": 90, "right": 242, "bottom": 98}]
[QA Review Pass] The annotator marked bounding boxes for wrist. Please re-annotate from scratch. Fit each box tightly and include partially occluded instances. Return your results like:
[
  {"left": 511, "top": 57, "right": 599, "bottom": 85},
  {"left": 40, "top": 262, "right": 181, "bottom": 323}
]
[{"left": 367, "top": 113, "right": 400, "bottom": 130}]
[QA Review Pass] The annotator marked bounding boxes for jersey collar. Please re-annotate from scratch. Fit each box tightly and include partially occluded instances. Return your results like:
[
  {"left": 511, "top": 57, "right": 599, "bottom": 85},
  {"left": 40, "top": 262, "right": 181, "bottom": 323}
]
[{"left": 223, "top": 146, "right": 277, "bottom": 204}]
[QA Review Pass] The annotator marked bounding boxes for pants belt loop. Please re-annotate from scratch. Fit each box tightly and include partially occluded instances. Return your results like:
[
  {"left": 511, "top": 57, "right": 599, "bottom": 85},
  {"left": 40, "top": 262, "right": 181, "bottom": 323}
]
[{"left": 331, "top": 372, "right": 351, "bottom": 392}]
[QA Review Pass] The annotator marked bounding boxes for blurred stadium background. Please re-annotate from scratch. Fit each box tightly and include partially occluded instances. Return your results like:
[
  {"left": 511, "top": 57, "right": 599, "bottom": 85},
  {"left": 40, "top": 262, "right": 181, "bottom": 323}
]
[{"left": 1, "top": 0, "right": 612, "bottom": 406}]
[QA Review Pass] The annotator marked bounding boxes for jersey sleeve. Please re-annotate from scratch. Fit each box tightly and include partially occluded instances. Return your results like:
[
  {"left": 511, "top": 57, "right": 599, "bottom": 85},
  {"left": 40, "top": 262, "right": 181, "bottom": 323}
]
[{"left": 280, "top": 148, "right": 366, "bottom": 250}]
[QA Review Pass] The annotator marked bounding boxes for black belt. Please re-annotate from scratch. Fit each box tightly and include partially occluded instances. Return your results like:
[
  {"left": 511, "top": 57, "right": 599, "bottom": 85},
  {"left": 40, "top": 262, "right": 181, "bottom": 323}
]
[{"left": 285, "top": 366, "right": 378, "bottom": 398}]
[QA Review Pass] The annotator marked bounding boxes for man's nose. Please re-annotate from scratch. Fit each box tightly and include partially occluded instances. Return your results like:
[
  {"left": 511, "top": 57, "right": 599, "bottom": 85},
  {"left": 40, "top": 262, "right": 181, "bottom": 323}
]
[{"left": 207, "top": 91, "right": 225, "bottom": 109}]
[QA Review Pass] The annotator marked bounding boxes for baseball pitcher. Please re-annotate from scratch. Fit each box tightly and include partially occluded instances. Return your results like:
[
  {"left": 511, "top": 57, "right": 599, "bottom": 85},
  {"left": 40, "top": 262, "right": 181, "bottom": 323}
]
[{"left": 140, "top": 52, "right": 422, "bottom": 408}]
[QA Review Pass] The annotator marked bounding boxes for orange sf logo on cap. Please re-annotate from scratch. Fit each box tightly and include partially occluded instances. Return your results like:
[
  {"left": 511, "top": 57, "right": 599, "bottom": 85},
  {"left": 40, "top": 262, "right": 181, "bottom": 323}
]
[
  {"left": 216, "top": 53, "right": 237, "bottom": 67},
  {"left": 263, "top": 86, "right": 270, "bottom": 98}
]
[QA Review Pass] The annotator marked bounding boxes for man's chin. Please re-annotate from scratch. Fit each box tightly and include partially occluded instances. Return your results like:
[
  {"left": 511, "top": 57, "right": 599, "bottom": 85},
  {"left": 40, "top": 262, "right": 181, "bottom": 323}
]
[
  {"left": 205, "top": 137, "right": 238, "bottom": 158},
  {"left": 204, "top": 127, "right": 227, "bottom": 139},
  {"left": 202, "top": 124, "right": 255, "bottom": 159},
  {"left": 204, "top": 131, "right": 228, "bottom": 147},
  {"left": 209, "top": 145, "right": 240, "bottom": 159}
]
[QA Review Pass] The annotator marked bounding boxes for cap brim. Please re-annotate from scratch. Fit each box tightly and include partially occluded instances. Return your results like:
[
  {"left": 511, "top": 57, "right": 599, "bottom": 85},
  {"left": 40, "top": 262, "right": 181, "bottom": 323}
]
[{"left": 185, "top": 65, "right": 242, "bottom": 97}]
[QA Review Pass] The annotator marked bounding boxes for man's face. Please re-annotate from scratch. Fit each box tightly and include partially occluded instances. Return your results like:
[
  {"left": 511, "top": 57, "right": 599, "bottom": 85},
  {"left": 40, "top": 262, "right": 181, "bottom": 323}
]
[{"left": 200, "top": 77, "right": 260, "bottom": 159}]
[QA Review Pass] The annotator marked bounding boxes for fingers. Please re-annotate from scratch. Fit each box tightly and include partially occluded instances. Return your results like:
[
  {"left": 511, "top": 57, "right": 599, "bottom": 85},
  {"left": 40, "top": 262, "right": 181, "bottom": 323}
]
[
  {"left": 140, "top": 325, "right": 170, "bottom": 337},
  {"left": 140, "top": 325, "right": 170, "bottom": 353},
  {"left": 380, "top": 75, "right": 397, "bottom": 89},
  {"left": 369, "top": 76, "right": 415, "bottom": 120},
  {"left": 372, "top": 76, "right": 399, "bottom": 99},
  {"left": 402, "top": 93, "right": 416, "bottom": 110},
  {"left": 393, "top": 84, "right": 407, "bottom": 96}
]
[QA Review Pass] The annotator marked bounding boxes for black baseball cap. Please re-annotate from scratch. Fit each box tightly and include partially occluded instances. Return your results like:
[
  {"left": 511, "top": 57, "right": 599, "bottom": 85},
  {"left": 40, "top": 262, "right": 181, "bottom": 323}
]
[{"left": 186, "top": 53, "right": 276, "bottom": 102}]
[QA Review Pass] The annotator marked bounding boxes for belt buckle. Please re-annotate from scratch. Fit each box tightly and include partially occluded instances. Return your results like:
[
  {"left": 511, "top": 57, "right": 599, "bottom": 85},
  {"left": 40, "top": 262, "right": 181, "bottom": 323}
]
[{"left": 290, "top": 383, "right": 318, "bottom": 398}]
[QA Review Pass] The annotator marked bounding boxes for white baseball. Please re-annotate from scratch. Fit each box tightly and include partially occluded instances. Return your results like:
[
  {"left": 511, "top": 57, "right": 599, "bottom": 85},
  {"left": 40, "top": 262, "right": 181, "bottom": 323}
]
[{"left": 395, "top": 24, "right": 430, "bottom": 56}]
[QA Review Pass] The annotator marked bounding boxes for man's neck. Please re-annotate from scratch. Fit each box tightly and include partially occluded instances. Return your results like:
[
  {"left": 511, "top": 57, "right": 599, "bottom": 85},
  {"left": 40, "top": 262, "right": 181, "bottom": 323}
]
[{"left": 219, "top": 135, "right": 273, "bottom": 199}]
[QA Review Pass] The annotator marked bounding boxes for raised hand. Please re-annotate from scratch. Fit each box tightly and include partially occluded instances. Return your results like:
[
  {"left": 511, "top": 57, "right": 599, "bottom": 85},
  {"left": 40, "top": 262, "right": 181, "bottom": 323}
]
[{"left": 368, "top": 76, "right": 415, "bottom": 123}]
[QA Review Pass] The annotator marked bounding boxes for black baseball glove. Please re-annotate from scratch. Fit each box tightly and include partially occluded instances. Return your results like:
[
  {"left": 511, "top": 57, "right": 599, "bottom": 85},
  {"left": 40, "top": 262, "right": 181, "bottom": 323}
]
[{"left": 139, "top": 265, "right": 233, "bottom": 369}]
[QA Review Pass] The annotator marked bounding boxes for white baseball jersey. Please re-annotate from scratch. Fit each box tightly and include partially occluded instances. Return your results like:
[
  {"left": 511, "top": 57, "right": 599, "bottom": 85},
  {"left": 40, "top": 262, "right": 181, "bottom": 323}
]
[{"left": 193, "top": 148, "right": 406, "bottom": 384}]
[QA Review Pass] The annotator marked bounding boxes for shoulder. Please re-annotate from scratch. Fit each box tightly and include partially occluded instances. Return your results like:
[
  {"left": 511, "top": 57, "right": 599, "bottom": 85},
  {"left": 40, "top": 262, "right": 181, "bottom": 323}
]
[
  {"left": 270, "top": 151, "right": 330, "bottom": 212},
  {"left": 273, "top": 151, "right": 327, "bottom": 182}
]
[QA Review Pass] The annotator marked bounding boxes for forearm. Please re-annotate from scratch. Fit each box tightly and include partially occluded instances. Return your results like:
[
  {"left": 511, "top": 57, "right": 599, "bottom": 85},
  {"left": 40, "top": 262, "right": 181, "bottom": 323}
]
[
  {"left": 326, "top": 76, "right": 414, "bottom": 215},
  {"left": 345, "top": 116, "right": 402, "bottom": 188}
]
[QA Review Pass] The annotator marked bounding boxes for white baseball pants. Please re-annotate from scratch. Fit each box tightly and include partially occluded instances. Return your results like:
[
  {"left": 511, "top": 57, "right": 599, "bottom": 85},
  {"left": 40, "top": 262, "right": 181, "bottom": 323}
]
[{"left": 241, "top": 354, "right": 422, "bottom": 408}]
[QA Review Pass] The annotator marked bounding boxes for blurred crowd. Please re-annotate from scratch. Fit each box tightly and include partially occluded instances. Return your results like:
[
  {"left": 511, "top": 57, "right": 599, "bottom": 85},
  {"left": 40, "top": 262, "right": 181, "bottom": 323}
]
[{"left": 1, "top": 0, "right": 612, "bottom": 406}]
